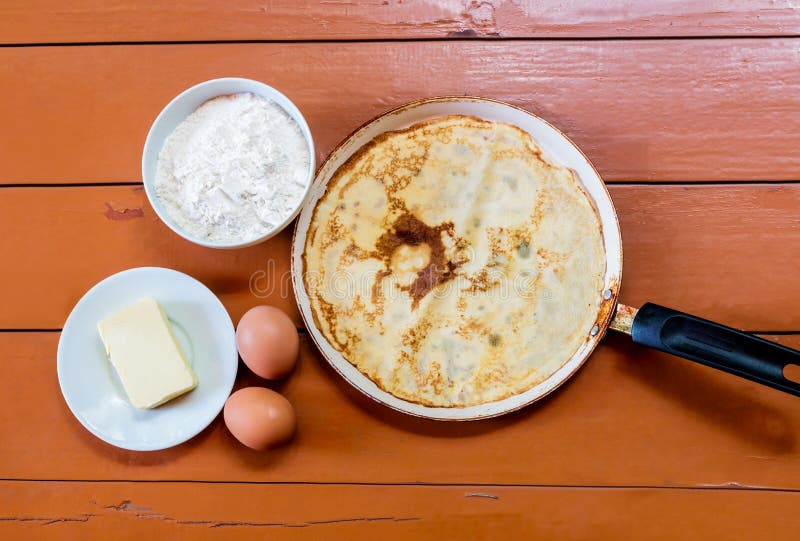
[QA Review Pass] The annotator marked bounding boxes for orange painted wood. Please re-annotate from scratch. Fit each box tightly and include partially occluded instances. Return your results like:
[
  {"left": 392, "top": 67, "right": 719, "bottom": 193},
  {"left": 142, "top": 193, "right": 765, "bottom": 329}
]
[
  {"left": 614, "top": 184, "right": 800, "bottom": 332},
  {"left": 1, "top": 482, "right": 800, "bottom": 541},
  {"left": 0, "top": 186, "right": 299, "bottom": 329},
  {"left": 2, "top": 3, "right": 798, "bottom": 537},
  {"left": 2, "top": 41, "right": 800, "bottom": 183},
  {"left": 3, "top": 332, "right": 800, "bottom": 486},
  {"left": 1, "top": 1, "right": 799, "bottom": 43},
  {"left": 3, "top": 184, "right": 800, "bottom": 331}
]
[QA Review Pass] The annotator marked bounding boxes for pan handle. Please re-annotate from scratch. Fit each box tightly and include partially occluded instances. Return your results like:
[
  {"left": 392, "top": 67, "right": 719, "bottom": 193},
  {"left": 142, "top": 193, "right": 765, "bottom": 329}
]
[{"left": 614, "top": 302, "right": 800, "bottom": 397}]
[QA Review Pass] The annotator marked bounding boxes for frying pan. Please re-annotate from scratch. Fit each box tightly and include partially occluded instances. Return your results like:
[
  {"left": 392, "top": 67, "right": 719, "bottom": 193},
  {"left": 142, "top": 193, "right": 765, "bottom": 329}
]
[{"left": 291, "top": 96, "right": 800, "bottom": 420}]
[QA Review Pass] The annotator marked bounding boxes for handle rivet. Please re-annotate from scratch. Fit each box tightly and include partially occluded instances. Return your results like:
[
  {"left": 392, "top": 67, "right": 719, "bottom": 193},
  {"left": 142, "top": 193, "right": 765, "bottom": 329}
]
[
  {"left": 603, "top": 289, "right": 613, "bottom": 300},
  {"left": 590, "top": 325, "right": 600, "bottom": 336}
]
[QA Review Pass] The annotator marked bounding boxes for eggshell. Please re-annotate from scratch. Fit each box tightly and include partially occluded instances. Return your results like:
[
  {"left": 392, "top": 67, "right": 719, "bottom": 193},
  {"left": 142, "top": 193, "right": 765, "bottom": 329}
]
[
  {"left": 223, "top": 387, "right": 296, "bottom": 450},
  {"left": 236, "top": 306, "right": 299, "bottom": 379}
]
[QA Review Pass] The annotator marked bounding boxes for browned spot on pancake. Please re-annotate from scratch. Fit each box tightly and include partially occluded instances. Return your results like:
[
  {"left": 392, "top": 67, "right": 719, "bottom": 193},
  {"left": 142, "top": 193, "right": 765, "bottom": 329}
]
[
  {"left": 314, "top": 296, "right": 348, "bottom": 354},
  {"left": 307, "top": 281, "right": 362, "bottom": 352},
  {"left": 371, "top": 269, "right": 391, "bottom": 305},
  {"left": 387, "top": 350, "right": 414, "bottom": 392},
  {"left": 465, "top": 268, "right": 492, "bottom": 293},
  {"left": 424, "top": 361, "right": 446, "bottom": 395},
  {"left": 476, "top": 362, "right": 511, "bottom": 395},
  {"left": 401, "top": 317, "right": 432, "bottom": 354},
  {"left": 455, "top": 316, "right": 488, "bottom": 340},
  {"left": 342, "top": 243, "right": 369, "bottom": 265},
  {"left": 375, "top": 213, "right": 462, "bottom": 310},
  {"left": 316, "top": 214, "right": 346, "bottom": 253},
  {"left": 536, "top": 247, "right": 565, "bottom": 266},
  {"left": 307, "top": 222, "right": 319, "bottom": 251}
]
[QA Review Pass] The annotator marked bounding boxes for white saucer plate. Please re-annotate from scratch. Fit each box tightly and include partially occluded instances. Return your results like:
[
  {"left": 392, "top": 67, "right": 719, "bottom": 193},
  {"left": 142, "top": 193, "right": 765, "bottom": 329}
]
[{"left": 57, "top": 267, "right": 237, "bottom": 451}]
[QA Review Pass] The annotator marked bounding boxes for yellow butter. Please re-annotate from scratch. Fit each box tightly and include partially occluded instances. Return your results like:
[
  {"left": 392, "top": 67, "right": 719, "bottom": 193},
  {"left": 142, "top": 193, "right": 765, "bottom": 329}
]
[{"left": 97, "top": 297, "right": 198, "bottom": 409}]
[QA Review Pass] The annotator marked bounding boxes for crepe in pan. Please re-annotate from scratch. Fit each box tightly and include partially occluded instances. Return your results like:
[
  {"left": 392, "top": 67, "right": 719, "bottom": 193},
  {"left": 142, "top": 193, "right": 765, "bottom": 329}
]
[{"left": 303, "top": 115, "right": 606, "bottom": 407}]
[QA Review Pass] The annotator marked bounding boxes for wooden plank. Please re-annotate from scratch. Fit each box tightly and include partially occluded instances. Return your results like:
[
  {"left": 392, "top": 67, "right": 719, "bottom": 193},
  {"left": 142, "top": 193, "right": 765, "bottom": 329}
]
[
  {"left": 3, "top": 332, "right": 800, "bottom": 486},
  {"left": 3, "top": 184, "right": 800, "bottom": 331},
  {"left": 0, "top": 186, "right": 299, "bottom": 329},
  {"left": 614, "top": 184, "right": 800, "bottom": 332},
  {"left": 1, "top": 40, "right": 800, "bottom": 184},
  {"left": 1, "top": 1, "right": 800, "bottom": 43},
  {"left": 1, "top": 481, "right": 799, "bottom": 540}
]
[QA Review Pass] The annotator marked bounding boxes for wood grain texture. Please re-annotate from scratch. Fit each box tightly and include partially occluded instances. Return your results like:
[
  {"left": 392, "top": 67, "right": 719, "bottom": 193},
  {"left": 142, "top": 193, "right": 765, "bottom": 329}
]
[
  {"left": 3, "top": 184, "right": 799, "bottom": 331},
  {"left": 1, "top": 481, "right": 800, "bottom": 541},
  {"left": 2, "top": 40, "right": 800, "bottom": 184},
  {"left": 4, "top": 332, "right": 800, "bottom": 486},
  {"left": 0, "top": 186, "right": 298, "bottom": 329},
  {"left": 1, "top": 1, "right": 799, "bottom": 43}
]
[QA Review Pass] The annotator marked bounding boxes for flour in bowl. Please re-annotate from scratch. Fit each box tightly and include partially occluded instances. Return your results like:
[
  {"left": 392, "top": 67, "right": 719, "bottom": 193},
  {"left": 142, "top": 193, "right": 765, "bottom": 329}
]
[{"left": 154, "top": 92, "right": 310, "bottom": 244}]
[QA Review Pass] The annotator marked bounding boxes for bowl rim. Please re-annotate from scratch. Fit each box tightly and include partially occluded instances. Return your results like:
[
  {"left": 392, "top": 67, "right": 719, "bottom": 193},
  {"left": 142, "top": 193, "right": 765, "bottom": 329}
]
[{"left": 141, "top": 77, "right": 316, "bottom": 249}]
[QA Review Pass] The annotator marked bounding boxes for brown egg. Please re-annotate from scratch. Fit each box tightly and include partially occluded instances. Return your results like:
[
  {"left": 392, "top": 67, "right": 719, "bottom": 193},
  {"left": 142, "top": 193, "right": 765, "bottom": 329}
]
[
  {"left": 223, "top": 387, "right": 296, "bottom": 450},
  {"left": 236, "top": 306, "right": 299, "bottom": 379}
]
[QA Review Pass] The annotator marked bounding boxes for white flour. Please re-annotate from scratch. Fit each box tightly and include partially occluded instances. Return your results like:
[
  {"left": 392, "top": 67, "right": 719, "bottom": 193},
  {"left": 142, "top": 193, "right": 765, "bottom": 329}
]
[{"left": 154, "top": 93, "right": 310, "bottom": 244}]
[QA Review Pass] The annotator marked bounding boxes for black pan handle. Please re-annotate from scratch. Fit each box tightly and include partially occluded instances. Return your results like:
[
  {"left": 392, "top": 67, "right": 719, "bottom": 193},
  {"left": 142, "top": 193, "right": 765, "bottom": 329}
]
[{"left": 625, "top": 303, "right": 800, "bottom": 397}]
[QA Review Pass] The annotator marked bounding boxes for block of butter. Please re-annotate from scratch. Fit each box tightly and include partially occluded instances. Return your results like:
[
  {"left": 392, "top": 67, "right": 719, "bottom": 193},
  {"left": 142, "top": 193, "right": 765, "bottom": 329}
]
[{"left": 97, "top": 297, "right": 198, "bottom": 409}]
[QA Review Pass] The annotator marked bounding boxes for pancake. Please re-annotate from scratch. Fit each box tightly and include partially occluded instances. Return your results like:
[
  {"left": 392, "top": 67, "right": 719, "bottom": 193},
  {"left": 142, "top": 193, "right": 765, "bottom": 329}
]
[{"left": 303, "top": 115, "right": 606, "bottom": 407}]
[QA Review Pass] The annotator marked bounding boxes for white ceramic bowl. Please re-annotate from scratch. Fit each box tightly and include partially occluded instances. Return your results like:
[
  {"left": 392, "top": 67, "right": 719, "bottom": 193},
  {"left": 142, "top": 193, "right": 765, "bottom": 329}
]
[{"left": 142, "top": 77, "right": 316, "bottom": 249}]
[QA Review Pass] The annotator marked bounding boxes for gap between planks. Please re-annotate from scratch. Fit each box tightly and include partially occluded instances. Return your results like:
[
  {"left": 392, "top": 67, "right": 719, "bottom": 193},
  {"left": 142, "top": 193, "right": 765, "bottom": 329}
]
[
  {"left": 0, "top": 328, "right": 311, "bottom": 333},
  {"left": 3, "top": 329, "right": 800, "bottom": 335},
  {"left": 4, "top": 180, "right": 800, "bottom": 189},
  {"left": 1, "top": 478, "right": 800, "bottom": 494},
  {"left": 4, "top": 35, "right": 800, "bottom": 48}
]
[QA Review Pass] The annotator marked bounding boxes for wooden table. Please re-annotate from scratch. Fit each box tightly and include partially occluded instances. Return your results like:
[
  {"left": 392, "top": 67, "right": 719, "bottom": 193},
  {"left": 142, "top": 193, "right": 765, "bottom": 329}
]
[{"left": 2, "top": 2, "right": 800, "bottom": 539}]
